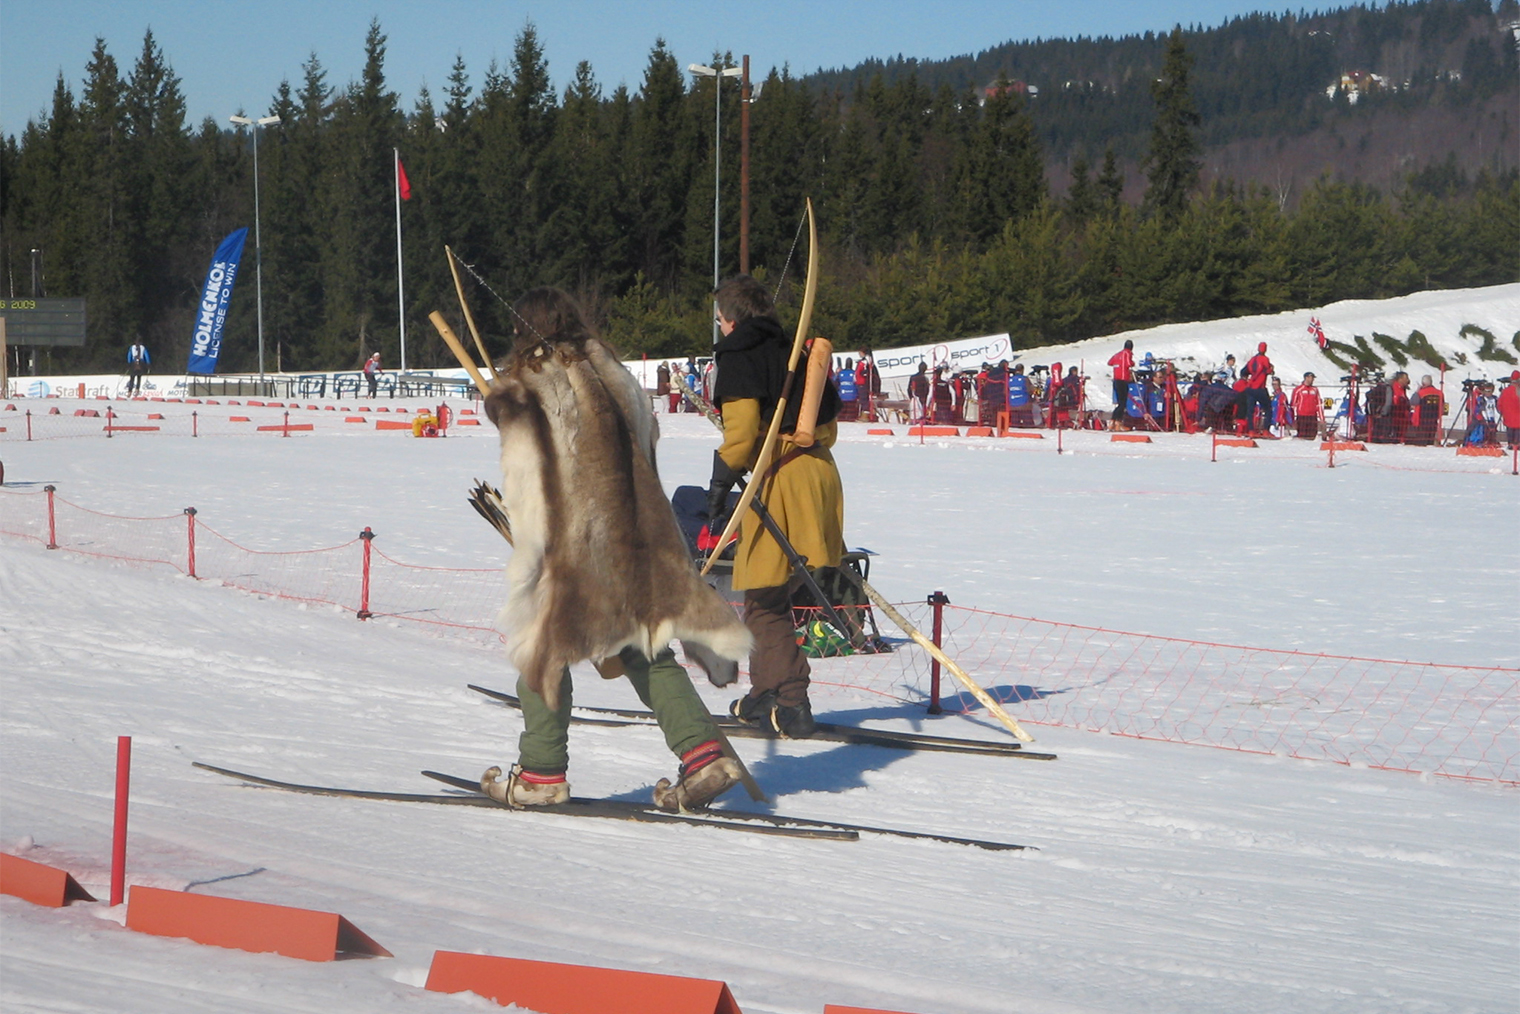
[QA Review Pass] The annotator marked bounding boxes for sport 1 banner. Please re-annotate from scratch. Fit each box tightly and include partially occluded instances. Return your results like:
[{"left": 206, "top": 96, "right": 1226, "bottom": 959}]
[{"left": 185, "top": 228, "right": 248, "bottom": 374}]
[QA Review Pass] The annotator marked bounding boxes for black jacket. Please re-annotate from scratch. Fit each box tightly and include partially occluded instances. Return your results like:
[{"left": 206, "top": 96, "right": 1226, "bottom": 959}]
[{"left": 712, "top": 315, "right": 837, "bottom": 434}]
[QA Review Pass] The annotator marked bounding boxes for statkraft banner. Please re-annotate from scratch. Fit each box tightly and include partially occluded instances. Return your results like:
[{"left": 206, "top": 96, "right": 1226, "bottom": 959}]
[
  {"left": 848, "top": 332, "right": 1014, "bottom": 379},
  {"left": 185, "top": 228, "right": 248, "bottom": 375}
]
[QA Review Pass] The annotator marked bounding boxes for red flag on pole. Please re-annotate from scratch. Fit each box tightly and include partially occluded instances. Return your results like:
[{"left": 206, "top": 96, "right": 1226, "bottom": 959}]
[{"left": 396, "top": 157, "right": 412, "bottom": 201}]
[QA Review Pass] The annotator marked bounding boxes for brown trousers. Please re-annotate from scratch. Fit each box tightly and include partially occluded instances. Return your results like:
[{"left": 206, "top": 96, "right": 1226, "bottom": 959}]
[{"left": 742, "top": 583, "right": 810, "bottom": 707}]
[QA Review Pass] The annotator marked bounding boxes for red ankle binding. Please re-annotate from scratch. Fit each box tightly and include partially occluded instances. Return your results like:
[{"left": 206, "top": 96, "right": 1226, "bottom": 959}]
[
  {"left": 518, "top": 769, "right": 567, "bottom": 785},
  {"left": 679, "top": 740, "right": 724, "bottom": 776}
]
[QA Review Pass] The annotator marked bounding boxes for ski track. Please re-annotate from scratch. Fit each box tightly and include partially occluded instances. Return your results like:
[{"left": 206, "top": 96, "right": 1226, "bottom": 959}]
[{"left": 2, "top": 398, "right": 1517, "bottom": 1014}]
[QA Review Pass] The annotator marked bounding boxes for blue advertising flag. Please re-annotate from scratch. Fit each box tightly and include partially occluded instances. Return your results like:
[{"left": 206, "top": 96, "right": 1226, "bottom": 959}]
[{"left": 185, "top": 228, "right": 248, "bottom": 374}]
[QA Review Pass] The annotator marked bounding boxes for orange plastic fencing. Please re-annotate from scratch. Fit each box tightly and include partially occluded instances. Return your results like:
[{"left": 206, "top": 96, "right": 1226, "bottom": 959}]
[
  {"left": 801, "top": 601, "right": 1518, "bottom": 786},
  {"left": 3, "top": 487, "right": 1514, "bottom": 786},
  {"left": 0, "top": 487, "right": 506, "bottom": 648}
]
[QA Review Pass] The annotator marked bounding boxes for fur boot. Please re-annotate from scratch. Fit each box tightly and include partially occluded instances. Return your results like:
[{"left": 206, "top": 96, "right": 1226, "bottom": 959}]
[
  {"left": 652, "top": 741, "right": 741, "bottom": 812},
  {"left": 481, "top": 764, "right": 570, "bottom": 807}
]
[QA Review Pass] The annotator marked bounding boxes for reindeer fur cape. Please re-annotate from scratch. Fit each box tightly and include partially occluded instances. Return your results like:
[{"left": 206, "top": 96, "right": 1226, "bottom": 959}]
[{"left": 485, "top": 335, "right": 750, "bottom": 707}]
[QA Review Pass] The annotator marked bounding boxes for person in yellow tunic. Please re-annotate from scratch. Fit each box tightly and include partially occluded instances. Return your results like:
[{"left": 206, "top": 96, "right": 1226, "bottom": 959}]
[{"left": 705, "top": 275, "right": 845, "bottom": 738}]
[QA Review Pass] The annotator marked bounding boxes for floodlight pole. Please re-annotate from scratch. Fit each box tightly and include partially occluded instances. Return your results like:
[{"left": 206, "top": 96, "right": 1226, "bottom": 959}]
[
  {"left": 690, "top": 61, "right": 743, "bottom": 345},
  {"left": 230, "top": 113, "right": 281, "bottom": 387}
]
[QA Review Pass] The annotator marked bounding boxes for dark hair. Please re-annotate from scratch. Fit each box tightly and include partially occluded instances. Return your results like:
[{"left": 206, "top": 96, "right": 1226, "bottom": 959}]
[
  {"left": 1124, "top": 339, "right": 1133, "bottom": 350},
  {"left": 713, "top": 275, "right": 776, "bottom": 325},
  {"left": 512, "top": 287, "right": 593, "bottom": 348}
]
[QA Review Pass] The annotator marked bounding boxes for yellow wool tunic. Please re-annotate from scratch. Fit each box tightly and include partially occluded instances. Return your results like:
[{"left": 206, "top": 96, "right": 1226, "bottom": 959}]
[{"left": 716, "top": 397, "right": 845, "bottom": 590}]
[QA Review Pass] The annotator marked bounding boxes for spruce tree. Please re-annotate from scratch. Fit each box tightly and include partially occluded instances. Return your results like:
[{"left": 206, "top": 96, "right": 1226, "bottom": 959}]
[
  {"left": 1096, "top": 147, "right": 1124, "bottom": 214},
  {"left": 1142, "top": 27, "right": 1202, "bottom": 222},
  {"left": 1066, "top": 154, "right": 1096, "bottom": 224}
]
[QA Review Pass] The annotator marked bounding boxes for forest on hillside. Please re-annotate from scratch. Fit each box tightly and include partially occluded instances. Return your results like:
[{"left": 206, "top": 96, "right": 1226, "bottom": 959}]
[
  {"left": 1, "top": 0, "right": 1516, "bottom": 376},
  {"left": 812, "top": 0, "right": 1518, "bottom": 167}
]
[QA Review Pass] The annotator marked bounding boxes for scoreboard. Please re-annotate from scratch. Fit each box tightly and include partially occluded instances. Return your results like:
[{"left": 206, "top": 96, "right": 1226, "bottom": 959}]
[{"left": 0, "top": 298, "right": 87, "bottom": 346}]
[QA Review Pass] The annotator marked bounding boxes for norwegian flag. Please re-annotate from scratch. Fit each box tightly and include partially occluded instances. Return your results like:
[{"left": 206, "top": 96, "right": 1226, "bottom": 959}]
[{"left": 1308, "top": 316, "right": 1328, "bottom": 349}]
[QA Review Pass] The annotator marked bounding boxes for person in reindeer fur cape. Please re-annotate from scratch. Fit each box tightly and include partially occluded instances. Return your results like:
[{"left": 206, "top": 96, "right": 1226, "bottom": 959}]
[
  {"left": 480, "top": 287, "right": 752, "bottom": 811},
  {"left": 705, "top": 275, "right": 845, "bottom": 739}
]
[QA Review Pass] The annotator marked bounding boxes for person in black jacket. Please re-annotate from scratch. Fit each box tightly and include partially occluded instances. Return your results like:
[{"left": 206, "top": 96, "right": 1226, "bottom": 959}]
[{"left": 703, "top": 275, "right": 844, "bottom": 739}]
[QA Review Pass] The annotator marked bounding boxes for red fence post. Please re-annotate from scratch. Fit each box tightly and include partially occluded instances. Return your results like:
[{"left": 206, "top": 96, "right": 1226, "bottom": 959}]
[
  {"left": 283, "top": 410, "right": 290, "bottom": 437},
  {"left": 110, "top": 736, "right": 131, "bottom": 907},
  {"left": 44, "top": 484, "right": 58, "bottom": 549},
  {"left": 184, "top": 508, "right": 198, "bottom": 578},
  {"left": 357, "top": 528, "right": 375, "bottom": 619},
  {"left": 927, "top": 590, "right": 949, "bottom": 715},
  {"left": 106, "top": 407, "right": 114, "bottom": 438}
]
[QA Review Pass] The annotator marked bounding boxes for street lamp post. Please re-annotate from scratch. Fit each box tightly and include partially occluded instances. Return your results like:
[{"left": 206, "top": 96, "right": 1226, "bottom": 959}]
[
  {"left": 229, "top": 113, "right": 281, "bottom": 386},
  {"left": 689, "top": 61, "right": 742, "bottom": 345}
]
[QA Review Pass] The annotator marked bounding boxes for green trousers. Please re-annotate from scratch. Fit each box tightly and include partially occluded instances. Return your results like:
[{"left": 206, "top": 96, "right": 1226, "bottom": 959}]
[{"left": 516, "top": 645, "right": 721, "bottom": 776}]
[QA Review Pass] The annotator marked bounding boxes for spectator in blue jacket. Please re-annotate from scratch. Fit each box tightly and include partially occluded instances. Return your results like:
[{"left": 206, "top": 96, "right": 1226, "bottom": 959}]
[
  {"left": 836, "top": 357, "right": 859, "bottom": 421},
  {"left": 126, "top": 339, "right": 150, "bottom": 395}
]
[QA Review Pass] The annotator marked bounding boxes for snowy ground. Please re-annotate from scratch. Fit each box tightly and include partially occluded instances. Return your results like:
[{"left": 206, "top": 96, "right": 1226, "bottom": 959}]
[{"left": 2, "top": 389, "right": 1515, "bottom": 1014}]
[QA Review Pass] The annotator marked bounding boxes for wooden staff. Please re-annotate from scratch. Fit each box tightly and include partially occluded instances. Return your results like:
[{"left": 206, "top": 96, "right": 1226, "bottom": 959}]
[
  {"left": 428, "top": 311, "right": 490, "bottom": 396},
  {"left": 445, "top": 245, "right": 498, "bottom": 382},
  {"left": 862, "top": 588, "right": 1035, "bottom": 742}
]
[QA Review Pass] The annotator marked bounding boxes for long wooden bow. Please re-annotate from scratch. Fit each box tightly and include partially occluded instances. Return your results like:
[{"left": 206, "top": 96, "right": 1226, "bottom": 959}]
[{"left": 701, "top": 197, "right": 819, "bottom": 576}]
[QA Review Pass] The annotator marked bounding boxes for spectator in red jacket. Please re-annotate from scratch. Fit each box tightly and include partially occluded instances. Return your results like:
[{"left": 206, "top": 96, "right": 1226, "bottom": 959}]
[
  {"left": 1498, "top": 371, "right": 1520, "bottom": 446},
  {"left": 1388, "top": 372, "right": 1412, "bottom": 443},
  {"left": 1242, "top": 342, "right": 1273, "bottom": 436},
  {"left": 1107, "top": 339, "right": 1134, "bottom": 430},
  {"left": 1290, "top": 373, "right": 1321, "bottom": 439}
]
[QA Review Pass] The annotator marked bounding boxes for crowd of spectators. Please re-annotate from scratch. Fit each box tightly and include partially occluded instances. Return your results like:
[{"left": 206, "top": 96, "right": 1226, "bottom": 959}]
[{"left": 656, "top": 345, "right": 1520, "bottom": 449}]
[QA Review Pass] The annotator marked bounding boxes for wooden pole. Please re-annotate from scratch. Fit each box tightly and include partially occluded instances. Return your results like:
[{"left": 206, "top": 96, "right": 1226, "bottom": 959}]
[
  {"left": 428, "top": 311, "right": 490, "bottom": 397},
  {"left": 862, "top": 587, "right": 1036, "bottom": 742}
]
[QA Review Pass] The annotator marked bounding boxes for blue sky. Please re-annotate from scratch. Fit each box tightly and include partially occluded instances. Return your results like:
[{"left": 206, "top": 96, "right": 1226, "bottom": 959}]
[{"left": 4, "top": 1, "right": 1279, "bottom": 134}]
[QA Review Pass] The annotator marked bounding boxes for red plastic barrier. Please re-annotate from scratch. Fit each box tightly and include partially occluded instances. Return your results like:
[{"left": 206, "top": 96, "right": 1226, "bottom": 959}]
[
  {"left": 0, "top": 854, "right": 96, "bottom": 907},
  {"left": 425, "top": 952, "right": 740, "bottom": 1014},
  {"left": 908, "top": 426, "right": 959, "bottom": 437},
  {"left": 1112, "top": 433, "right": 1152, "bottom": 443},
  {"left": 126, "top": 886, "right": 391, "bottom": 961}
]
